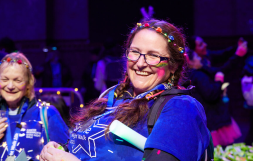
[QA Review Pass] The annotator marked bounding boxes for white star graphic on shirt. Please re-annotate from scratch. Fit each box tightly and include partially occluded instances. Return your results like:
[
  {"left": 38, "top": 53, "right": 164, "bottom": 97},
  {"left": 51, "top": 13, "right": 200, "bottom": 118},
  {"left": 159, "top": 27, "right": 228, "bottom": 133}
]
[{"left": 71, "top": 119, "right": 109, "bottom": 158}]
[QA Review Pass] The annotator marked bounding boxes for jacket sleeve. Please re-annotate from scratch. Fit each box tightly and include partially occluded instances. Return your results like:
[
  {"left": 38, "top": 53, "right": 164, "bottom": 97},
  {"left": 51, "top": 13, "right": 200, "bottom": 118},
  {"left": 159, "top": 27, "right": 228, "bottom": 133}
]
[
  {"left": 192, "top": 70, "right": 223, "bottom": 102},
  {"left": 207, "top": 46, "right": 235, "bottom": 64},
  {"left": 144, "top": 148, "right": 179, "bottom": 161},
  {"left": 47, "top": 106, "right": 69, "bottom": 144},
  {"left": 144, "top": 96, "right": 210, "bottom": 161},
  {"left": 202, "top": 55, "right": 243, "bottom": 76}
]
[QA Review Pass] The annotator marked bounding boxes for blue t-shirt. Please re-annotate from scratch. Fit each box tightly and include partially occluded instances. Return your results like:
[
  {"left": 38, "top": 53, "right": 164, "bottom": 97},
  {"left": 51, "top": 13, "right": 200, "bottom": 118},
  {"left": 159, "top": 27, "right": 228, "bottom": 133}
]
[
  {"left": 0, "top": 102, "right": 69, "bottom": 160},
  {"left": 68, "top": 95, "right": 210, "bottom": 161}
]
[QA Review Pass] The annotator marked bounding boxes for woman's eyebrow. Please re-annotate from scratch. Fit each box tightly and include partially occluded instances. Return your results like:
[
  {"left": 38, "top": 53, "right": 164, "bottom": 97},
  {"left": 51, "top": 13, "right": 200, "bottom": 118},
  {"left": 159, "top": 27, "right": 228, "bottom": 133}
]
[
  {"left": 129, "top": 47, "right": 167, "bottom": 56},
  {"left": 147, "top": 50, "right": 160, "bottom": 54},
  {"left": 129, "top": 46, "right": 140, "bottom": 50},
  {"left": 14, "top": 77, "right": 22, "bottom": 80}
]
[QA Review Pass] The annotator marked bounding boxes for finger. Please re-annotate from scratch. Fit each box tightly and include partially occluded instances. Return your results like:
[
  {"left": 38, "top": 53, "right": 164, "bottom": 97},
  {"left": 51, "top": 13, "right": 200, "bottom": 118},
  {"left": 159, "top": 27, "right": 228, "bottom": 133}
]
[
  {"left": 0, "top": 133, "right": 4, "bottom": 139},
  {"left": 240, "top": 41, "right": 247, "bottom": 47},
  {"left": 39, "top": 155, "right": 46, "bottom": 161},
  {"left": 47, "top": 146, "right": 65, "bottom": 156},
  {"left": 0, "top": 117, "right": 7, "bottom": 123},
  {"left": 0, "top": 121, "right": 8, "bottom": 129},
  {"left": 45, "top": 141, "right": 57, "bottom": 147},
  {"left": 40, "top": 152, "right": 46, "bottom": 161},
  {"left": 0, "top": 123, "right": 7, "bottom": 129},
  {"left": 46, "top": 141, "right": 60, "bottom": 149},
  {"left": 52, "top": 142, "right": 61, "bottom": 148},
  {"left": 41, "top": 150, "right": 53, "bottom": 161},
  {"left": 43, "top": 150, "right": 54, "bottom": 161},
  {"left": 40, "top": 146, "right": 49, "bottom": 160},
  {"left": 0, "top": 127, "right": 6, "bottom": 134}
]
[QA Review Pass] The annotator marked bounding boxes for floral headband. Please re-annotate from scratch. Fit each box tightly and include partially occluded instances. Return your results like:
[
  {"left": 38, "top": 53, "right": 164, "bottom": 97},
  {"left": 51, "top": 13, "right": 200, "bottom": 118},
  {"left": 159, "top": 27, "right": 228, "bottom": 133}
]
[
  {"left": 0, "top": 57, "right": 32, "bottom": 72},
  {"left": 131, "top": 23, "right": 184, "bottom": 54}
]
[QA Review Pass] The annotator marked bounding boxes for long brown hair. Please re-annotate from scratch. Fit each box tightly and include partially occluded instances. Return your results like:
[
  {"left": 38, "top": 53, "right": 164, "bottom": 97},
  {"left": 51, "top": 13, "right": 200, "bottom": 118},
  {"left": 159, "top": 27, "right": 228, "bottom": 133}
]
[
  {"left": 70, "top": 19, "right": 187, "bottom": 133},
  {"left": 0, "top": 52, "right": 35, "bottom": 101}
]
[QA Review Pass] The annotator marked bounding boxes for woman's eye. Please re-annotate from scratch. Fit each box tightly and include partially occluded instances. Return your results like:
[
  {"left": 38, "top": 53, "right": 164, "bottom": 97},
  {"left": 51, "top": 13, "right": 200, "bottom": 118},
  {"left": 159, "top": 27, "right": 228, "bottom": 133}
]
[
  {"left": 148, "top": 53, "right": 159, "bottom": 58},
  {"left": 1, "top": 79, "right": 8, "bottom": 82},
  {"left": 16, "top": 80, "right": 22, "bottom": 83},
  {"left": 131, "top": 50, "right": 139, "bottom": 53}
]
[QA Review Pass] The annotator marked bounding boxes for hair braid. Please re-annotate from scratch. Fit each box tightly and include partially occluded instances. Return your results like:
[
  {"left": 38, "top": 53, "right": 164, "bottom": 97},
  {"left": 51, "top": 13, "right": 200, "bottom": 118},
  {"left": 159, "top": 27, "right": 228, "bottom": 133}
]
[{"left": 70, "top": 73, "right": 131, "bottom": 127}]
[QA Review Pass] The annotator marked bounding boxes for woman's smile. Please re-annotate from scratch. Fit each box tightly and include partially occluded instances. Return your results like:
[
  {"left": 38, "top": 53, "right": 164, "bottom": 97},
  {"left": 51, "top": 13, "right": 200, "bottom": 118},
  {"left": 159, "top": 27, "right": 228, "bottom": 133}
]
[
  {"left": 4, "top": 90, "right": 18, "bottom": 94},
  {"left": 135, "top": 70, "right": 149, "bottom": 76}
]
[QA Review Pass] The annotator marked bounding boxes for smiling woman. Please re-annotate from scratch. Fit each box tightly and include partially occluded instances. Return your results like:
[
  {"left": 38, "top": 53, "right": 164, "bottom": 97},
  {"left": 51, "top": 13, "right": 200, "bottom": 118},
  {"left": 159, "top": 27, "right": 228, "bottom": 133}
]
[
  {"left": 0, "top": 55, "right": 34, "bottom": 109},
  {"left": 0, "top": 52, "right": 69, "bottom": 161},
  {"left": 40, "top": 19, "right": 212, "bottom": 161}
]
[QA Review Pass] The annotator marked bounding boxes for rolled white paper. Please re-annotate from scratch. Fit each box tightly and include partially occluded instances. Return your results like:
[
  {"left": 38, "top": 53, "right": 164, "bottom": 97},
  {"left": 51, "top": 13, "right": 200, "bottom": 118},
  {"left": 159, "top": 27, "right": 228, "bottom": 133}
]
[{"left": 109, "top": 120, "right": 147, "bottom": 151}]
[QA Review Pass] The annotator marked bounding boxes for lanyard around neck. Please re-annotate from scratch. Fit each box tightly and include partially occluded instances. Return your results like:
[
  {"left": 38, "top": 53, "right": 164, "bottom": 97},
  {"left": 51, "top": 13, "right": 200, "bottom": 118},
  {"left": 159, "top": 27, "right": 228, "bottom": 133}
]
[
  {"left": 6, "top": 97, "right": 29, "bottom": 156},
  {"left": 107, "top": 83, "right": 170, "bottom": 107}
]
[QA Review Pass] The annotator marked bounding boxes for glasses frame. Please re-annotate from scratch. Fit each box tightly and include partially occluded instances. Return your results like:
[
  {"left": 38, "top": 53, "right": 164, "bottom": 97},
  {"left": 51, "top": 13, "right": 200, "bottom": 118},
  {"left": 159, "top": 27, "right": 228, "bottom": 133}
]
[{"left": 126, "top": 49, "right": 170, "bottom": 66}]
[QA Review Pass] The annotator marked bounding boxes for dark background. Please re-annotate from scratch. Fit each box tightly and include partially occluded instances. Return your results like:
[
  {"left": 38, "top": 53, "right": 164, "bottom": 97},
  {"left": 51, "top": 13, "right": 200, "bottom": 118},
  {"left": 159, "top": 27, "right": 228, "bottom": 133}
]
[{"left": 0, "top": 0, "right": 253, "bottom": 142}]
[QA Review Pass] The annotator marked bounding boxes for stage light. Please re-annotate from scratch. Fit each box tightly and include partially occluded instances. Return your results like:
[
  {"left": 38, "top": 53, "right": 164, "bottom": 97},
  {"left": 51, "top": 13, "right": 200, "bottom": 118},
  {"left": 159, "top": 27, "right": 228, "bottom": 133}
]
[{"left": 43, "top": 48, "right": 48, "bottom": 52}]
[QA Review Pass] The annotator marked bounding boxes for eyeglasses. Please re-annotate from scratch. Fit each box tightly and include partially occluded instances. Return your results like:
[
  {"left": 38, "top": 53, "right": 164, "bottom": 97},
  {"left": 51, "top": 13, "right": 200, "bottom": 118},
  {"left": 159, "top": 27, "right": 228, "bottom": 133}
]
[{"left": 126, "top": 49, "right": 170, "bottom": 66}]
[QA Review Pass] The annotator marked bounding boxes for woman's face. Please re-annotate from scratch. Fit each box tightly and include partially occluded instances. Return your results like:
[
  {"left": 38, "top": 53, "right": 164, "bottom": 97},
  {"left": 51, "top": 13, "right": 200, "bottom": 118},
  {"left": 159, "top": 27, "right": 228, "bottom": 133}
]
[
  {"left": 127, "top": 29, "right": 173, "bottom": 96},
  {"left": 0, "top": 63, "right": 28, "bottom": 108},
  {"left": 195, "top": 36, "right": 207, "bottom": 57}
]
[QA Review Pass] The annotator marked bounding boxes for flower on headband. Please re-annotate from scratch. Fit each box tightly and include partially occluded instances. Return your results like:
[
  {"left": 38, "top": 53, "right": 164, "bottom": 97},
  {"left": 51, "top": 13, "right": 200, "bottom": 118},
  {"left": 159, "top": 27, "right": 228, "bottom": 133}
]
[
  {"left": 156, "top": 27, "right": 162, "bottom": 33},
  {"left": 178, "top": 47, "right": 184, "bottom": 54},
  {"left": 168, "top": 35, "right": 174, "bottom": 41},
  {"left": 144, "top": 23, "right": 150, "bottom": 27},
  {"left": 17, "top": 60, "right": 22, "bottom": 64},
  {"left": 7, "top": 57, "right": 11, "bottom": 62},
  {"left": 134, "top": 22, "right": 184, "bottom": 54}
]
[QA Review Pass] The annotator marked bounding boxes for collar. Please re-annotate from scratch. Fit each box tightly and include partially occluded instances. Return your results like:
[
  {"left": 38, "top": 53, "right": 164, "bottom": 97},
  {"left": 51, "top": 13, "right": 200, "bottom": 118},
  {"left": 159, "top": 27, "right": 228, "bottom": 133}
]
[
  {"left": 117, "top": 86, "right": 134, "bottom": 100},
  {"left": 0, "top": 97, "right": 37, "bottom": 114}
]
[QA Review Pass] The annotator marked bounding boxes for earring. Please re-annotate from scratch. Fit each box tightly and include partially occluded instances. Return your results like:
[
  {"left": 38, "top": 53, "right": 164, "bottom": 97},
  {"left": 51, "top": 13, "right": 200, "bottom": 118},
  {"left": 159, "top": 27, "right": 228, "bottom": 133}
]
[
  {"left": 168, "top": 74, "right": 174, "bottom": 88},
  {"left": 122, "top": 74, "right": 128, "bottom": 83}
]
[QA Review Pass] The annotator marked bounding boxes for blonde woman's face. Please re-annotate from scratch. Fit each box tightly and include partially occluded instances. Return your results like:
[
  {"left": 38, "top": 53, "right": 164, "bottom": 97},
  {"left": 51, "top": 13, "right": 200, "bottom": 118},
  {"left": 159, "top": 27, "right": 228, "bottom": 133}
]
[{"left": 0, "top": 63, "right": 28, "bottom": 108}]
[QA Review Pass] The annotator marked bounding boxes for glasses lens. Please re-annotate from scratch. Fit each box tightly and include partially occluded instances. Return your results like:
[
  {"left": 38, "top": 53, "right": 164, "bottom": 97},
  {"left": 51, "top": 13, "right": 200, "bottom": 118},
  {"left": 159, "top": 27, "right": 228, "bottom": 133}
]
[
  {"left": 127, "top": 50, "right": 140, "bottom": 61},
  {"left": 145, "top": 54, "right": 161, "bottom": 65}
]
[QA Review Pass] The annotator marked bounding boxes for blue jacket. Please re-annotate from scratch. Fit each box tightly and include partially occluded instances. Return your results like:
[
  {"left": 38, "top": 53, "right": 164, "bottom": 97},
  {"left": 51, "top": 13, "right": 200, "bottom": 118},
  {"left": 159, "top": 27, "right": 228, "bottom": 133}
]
[{"left": 68, "top": 87, "right": 210, "bottom": 161}]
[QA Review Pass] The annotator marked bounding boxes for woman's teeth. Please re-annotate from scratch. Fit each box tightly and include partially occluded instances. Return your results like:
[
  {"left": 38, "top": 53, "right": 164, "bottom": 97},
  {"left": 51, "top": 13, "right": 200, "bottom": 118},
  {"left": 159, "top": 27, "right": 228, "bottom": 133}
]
[{"left": 136, "top": 71, "right": 148, "bottom": 76}]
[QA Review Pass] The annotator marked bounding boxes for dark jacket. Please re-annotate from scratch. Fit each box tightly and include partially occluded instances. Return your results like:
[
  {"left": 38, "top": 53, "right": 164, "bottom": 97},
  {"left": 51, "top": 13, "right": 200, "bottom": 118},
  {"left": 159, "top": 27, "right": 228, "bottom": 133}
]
[{"left": 189, "top": 68, "right": 231, "bottom": 131}]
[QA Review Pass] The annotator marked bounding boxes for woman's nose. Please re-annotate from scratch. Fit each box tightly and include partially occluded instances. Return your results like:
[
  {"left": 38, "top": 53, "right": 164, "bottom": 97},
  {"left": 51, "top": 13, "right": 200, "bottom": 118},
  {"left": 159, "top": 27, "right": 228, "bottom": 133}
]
[
  {"left": 136, "top": 55, "right": 148, "bottom": 67},
  {"left": 7, "top": 81, "right": 15, "bottom": 90}
]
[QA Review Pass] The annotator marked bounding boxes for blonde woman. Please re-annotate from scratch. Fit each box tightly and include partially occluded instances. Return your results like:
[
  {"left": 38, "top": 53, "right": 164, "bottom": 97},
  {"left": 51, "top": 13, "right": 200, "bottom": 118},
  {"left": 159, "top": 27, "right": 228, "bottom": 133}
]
[{"left": 0, "top": 52, "right": 69, "bottom": 160}]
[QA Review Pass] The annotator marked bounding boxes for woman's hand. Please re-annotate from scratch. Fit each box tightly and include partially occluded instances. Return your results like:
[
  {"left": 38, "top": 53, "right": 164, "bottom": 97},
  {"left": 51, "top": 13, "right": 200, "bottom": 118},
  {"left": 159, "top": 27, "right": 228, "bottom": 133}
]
[
  {"left": 215, "top": 72, "right": 224, "bottom": 83},
  {"left": 0, "top": 117, "right": 7, "bottom": 139},
  {"left": 236, "top": 41, "right": 247, "bottom": 57},
  {"left": 40, "top": 141, "right": 80, "bottom": 161}
]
